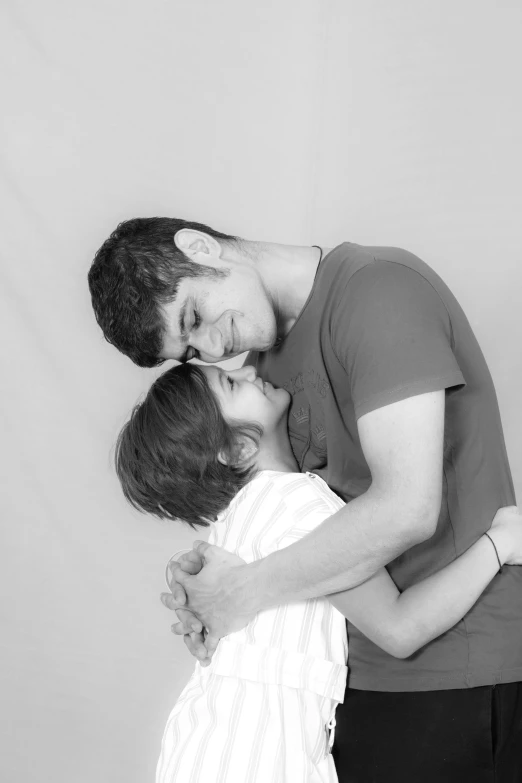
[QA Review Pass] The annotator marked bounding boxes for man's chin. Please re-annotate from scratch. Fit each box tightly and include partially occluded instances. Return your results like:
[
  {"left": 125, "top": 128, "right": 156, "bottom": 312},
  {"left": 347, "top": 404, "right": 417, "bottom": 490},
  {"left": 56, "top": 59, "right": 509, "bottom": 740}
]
[{"left": 263, "top": 333, "right": 281, "bottom": 351}]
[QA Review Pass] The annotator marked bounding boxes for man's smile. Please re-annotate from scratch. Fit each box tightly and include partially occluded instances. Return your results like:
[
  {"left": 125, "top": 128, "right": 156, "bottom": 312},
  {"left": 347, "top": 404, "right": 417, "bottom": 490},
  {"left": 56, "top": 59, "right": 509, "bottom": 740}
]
[{"left": 230, "top": 317, "right": 240, "bottom": 355}]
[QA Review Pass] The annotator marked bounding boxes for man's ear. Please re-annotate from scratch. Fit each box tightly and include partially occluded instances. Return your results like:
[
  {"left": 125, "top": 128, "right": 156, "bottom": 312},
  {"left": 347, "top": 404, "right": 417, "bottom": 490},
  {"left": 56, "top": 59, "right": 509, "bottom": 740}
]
[
  {"left": 218, "top": 437, "right": 258, "bottom": 468},
  {"left": 174, "top": 229, "right": 222, "bottom": 268}
]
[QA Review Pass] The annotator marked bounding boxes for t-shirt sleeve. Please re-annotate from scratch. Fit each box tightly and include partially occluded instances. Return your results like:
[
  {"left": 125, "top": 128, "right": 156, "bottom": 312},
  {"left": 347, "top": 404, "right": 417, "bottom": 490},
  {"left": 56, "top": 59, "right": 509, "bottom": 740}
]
[{"left": 332, "top": 260, "right": 466, "bottom": 419}]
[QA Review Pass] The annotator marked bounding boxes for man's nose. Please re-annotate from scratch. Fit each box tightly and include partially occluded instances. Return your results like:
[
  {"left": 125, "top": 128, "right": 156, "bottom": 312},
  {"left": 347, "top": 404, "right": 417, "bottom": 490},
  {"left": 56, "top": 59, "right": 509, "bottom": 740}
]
[{"left": 191, "top": 326, "right": 225, "bottom": 362}]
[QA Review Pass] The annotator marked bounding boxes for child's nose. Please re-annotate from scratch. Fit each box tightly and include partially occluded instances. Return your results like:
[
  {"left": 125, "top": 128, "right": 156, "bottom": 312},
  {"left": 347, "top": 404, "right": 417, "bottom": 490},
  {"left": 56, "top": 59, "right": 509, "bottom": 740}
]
[
  {"left": 229, "top": 366, "right": 257, "bottom": 382},
  {"left": 241, "top": 366, "right": 257, "bottom": 382}
]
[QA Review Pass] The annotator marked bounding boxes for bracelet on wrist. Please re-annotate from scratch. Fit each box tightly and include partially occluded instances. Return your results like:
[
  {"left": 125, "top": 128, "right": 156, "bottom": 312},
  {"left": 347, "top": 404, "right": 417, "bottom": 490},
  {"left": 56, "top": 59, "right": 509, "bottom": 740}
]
[{"left": 484, "top": 532, "right": 502, "bottom": 572}]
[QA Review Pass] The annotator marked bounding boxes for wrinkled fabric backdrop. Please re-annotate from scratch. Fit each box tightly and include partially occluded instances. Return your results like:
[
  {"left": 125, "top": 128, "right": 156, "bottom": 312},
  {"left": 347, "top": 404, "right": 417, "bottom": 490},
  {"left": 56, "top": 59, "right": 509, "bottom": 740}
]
[{"left": 1, "top": 1, "right": 521, "bottom": 781}]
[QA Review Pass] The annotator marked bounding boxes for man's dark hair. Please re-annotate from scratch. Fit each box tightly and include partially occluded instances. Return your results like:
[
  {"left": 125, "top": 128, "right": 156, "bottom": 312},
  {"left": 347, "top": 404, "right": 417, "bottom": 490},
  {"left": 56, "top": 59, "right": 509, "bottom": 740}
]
[
  {"left": 88, "top": 217, "right": 236, "bottom": 367},
  {"left": 114, "top": 363, "right": 261, "bottom": 528}
]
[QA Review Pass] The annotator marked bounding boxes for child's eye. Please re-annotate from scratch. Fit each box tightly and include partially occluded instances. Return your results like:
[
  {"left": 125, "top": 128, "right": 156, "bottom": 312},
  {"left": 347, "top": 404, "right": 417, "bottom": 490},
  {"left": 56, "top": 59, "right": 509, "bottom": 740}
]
[
  {"left": 193, "top": 309, "right": 201, "bottom": 329},
  {"left": 227, "top": 376, "right": 235, "bottom": 388}
]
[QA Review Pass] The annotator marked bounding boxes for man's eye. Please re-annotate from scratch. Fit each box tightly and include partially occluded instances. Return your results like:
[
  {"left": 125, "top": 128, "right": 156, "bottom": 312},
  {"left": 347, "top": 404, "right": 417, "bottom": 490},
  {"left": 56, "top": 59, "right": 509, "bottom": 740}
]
[{"left": 227, "top": 376, "right": 235, "bottom": 388}]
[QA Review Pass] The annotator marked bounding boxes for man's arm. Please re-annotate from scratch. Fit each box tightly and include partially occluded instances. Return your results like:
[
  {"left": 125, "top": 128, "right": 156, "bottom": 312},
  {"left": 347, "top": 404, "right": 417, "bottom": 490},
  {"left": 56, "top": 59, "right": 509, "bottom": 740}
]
[
  {"left": 328, "top": 505, "right": 521, "bottom": 658},
  {"left": 244, "top": 389, "right": 444, "bottom": 604},
  {"left": 164, "top": 389, "right": 444, "bottom": 641}
]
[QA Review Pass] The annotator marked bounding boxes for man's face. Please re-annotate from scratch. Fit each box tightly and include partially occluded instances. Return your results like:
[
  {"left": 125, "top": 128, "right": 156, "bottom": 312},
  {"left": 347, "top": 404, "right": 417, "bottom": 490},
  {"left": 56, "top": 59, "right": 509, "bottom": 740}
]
[{"left": 159, "top": 265, "right": 278, "bottom": 363}]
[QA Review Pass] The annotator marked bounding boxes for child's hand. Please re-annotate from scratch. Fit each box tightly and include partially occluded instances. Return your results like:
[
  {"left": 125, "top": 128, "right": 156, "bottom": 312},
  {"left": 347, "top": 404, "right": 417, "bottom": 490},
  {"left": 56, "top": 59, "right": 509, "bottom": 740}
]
[{"left": 489, "top": 506, "right": 522, "bottom": 565}]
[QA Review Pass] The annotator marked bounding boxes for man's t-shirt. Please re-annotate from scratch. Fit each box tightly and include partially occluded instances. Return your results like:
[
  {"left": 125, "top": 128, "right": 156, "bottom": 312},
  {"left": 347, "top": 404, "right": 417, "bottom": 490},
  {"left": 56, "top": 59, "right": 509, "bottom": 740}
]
[{"left": 248, "top": 242, "right": 520, "bottom": 692}]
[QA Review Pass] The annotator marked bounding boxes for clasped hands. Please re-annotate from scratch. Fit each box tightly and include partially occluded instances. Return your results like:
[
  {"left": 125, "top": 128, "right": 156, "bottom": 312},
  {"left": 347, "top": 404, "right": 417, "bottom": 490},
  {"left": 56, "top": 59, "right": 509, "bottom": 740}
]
[{"left": 160, "top": 542, "right": 255, "bottom": 666}]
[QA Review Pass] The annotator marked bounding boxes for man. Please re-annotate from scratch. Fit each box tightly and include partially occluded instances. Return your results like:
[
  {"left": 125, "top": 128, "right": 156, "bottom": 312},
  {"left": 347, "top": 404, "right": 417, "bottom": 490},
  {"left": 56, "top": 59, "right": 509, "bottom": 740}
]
[{"left": 89, "top": 217, "right": 521, "bottom": 782}]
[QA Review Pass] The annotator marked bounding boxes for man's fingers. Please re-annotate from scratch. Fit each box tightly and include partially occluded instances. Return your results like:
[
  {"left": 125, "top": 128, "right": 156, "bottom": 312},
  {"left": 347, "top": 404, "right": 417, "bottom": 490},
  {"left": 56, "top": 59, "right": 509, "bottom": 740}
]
[
  {"left": 185, "top": 548, "right": 206, "bottom": 566},
  {"left": 204, "top": 632, "right": 221, "bottom": 656},
  {"left": 176, "top": 550, "right": 204, "bottom": 575},
  {"left": 165, "top": 562, "right": 190, "bottom": 601},
  {"left": 160, "top": 592, "right": 182, "bottom": 611},
  {"left": 171, "top": 620, "right": 188, "bottom": 636},
  {"left": 182, "top": 631, "right": 212, "bottom": 665},
  {"left": 175, "top": 607, "right": 203, "bottom": 634},
  {"left": 193, "top": 540, "right": 212, "bottom": 558},
  {"left": 167, "top": 561, "right": 191, "bottom": 584},
  {"left": 192, "top": 541, "right": 246, "bottom": 569},
  {"left": 171, "top": 582, "right": 188, "bottom": 605}
]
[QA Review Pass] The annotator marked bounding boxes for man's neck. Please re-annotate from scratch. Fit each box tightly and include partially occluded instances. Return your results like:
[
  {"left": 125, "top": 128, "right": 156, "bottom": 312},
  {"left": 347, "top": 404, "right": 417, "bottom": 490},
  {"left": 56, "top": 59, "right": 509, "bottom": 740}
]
[{"left": 245, "top": 241, "right": 330, "bottom": 339}]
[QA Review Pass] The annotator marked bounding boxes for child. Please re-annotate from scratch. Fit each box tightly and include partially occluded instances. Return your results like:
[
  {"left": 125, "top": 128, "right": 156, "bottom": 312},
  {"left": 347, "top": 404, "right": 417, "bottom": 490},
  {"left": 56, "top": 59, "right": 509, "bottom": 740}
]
[{"left": 115, "top": 363, "right": 522, "bottom": 783}]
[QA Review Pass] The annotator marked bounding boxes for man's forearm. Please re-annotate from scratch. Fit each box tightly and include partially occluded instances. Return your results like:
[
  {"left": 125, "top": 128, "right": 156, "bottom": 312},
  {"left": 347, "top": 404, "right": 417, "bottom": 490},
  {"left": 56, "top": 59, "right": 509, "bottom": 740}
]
[{"left": 245, "top": 487, "right": 433, "bottom": 613}]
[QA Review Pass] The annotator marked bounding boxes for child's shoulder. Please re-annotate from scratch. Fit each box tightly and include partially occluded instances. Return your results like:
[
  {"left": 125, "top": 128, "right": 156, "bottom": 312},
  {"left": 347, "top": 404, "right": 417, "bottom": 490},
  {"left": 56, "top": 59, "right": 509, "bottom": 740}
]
[
  {"left": 250, "top": 470, "right": 344, "bottom": 513},
  {"left": 214, "top": 471, "right": 345, "bottom": 550},
  {"left": 218, "top": 470, "right": 343, "bottom": 525},
  {"left": 253, "top": 469, "right": 320, "bottom": 494}
]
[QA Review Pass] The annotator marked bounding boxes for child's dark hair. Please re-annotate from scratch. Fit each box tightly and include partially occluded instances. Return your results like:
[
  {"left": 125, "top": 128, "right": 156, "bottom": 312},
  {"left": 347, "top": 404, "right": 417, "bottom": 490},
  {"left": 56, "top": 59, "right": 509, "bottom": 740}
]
[{"left": 115, "top": 363, "right": 262, "bottom": 527}]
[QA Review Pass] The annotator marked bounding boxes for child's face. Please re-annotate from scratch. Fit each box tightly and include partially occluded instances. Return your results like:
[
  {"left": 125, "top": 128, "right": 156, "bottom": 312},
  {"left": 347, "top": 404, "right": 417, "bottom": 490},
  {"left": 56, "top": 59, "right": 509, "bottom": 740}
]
[{"left": 200, "top": 365, "right": 290, "bottom": 433}]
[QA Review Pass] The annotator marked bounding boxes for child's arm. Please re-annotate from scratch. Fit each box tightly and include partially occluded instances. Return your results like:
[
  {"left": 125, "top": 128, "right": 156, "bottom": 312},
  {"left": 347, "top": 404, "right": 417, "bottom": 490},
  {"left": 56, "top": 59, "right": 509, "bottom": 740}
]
[{"left": 328, "top": 505, "right": 521, "bottom": 659}]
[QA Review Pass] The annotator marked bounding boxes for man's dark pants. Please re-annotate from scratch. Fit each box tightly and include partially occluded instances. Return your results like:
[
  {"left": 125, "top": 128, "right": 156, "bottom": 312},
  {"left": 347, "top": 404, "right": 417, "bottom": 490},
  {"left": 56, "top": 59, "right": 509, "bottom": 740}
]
[{"left": 332, "top": 682, "right": 522, "bottom": 782}]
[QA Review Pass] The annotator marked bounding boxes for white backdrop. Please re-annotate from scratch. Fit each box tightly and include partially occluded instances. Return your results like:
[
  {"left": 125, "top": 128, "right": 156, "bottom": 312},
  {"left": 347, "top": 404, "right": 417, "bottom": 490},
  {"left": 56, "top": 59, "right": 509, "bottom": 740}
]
[{"left": 1, "top": 2, "right": 521, "bottom": 782}]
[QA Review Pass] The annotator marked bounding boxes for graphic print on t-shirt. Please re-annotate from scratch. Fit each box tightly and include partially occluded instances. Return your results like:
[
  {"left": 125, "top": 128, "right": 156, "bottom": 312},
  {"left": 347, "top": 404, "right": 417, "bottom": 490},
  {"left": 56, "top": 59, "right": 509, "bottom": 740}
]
[{"left": 283, "top": 368, "right": 330, "bottom": 472}]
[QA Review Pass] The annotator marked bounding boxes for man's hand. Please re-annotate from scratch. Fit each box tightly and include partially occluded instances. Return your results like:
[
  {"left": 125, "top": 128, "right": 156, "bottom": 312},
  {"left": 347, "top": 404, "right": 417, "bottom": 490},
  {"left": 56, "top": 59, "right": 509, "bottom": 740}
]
[
  {"left": 161, "top": 542, "right": 256, "bottom": 661},
  {"left": 161, "top": 548, "right": 204, "bottom": 629},
  {"left": 182, "top": 630, "right": 214, "bottom": 667},
  {"left": 161, "top": 547, "right": 216, "bottom": 665}
]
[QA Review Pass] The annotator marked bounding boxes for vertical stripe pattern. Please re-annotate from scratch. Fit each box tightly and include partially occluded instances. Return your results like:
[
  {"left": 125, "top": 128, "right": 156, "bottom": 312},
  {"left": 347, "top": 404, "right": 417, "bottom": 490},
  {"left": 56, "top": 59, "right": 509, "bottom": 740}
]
[{"left": 157, "top": 471, "right": 348, "bottom": 783}]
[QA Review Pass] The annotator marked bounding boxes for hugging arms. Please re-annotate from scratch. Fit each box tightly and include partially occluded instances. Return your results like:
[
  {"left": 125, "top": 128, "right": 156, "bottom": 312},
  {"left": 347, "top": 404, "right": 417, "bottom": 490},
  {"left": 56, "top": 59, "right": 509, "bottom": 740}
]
[{"left": 164, "top": 388, "right": 520, "bottom": 663}]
